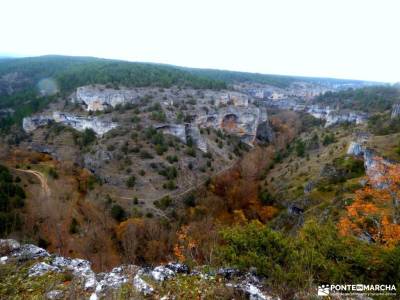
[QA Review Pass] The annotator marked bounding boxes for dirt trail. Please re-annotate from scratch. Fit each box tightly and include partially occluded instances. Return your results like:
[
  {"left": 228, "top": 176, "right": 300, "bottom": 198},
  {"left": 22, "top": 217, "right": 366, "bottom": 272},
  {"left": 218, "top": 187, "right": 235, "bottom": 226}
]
[{"left": 13, "top": 168, "right": 50, "bottom": 197}]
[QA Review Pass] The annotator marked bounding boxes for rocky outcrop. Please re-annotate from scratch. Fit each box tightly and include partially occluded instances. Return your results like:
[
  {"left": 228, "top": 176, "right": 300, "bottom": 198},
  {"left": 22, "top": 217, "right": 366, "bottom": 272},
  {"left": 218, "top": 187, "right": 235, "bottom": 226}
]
[
  {"left": 347, "top": 141, "right": 394, "bottom": 186},
  {"left": 154, "top": 124, "right": 187, "bottom": 144},
  {"left": 154, "top": 123, "right": 208, "bottom": 152},
  {"left": 0, "top": 239, "right": 278, "bottom": 300},
  {"left": 324, "top": 110, "right": 367, "bottom": 127},
  {"left": 216, "top": 92, "right": 249, "bottom": 107},
  {"left": 52, "top": 112, "right": 117, "bottom": 135},
  {"left": 265, "top": 101, "right": 368, "bottom": 127},
  {"left": 195, "top": 105, "right": 273, "bottom": 146},
  {"left": 23, "top": 115, "right": 54, "bottom": 132},
  {"left": 347, "top": 141, "right": 364, "bottom": 156},
  {"left": 391, "top": 103, "right": 400, "bottom": 119},
  {"left": 76, "top": 86, "right": 140, "bottom": 111},
  {"left": 307, "top": 105, "right": 367, "bottom": 127},
  {"left": 83, "top": 149, "right": 113, "bottom": 174},
  {"left": 23, "top": 112, "right": 117, "bottom": 136},
  {"left": 264, "top": 99, "right": 306, "bottom": 111},
  {"left": 154, "top": 105, "right": 272, "bottom": 151},
  {"left": 187, "top": 124, "right": 208, "bottom": 152}
]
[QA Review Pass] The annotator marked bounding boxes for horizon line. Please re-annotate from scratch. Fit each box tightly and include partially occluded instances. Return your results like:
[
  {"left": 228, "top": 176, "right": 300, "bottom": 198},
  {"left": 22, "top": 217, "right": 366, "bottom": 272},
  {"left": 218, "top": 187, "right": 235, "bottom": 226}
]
[{"left": 0, "top": 52, "right": 392, "bottom": 85}]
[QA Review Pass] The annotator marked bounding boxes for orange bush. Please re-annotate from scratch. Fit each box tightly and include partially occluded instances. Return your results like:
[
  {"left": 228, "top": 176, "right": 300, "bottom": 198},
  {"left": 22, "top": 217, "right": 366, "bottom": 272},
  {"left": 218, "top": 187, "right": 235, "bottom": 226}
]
[{"left": 339, "top": 157, "right": 400, "bottom": 247}]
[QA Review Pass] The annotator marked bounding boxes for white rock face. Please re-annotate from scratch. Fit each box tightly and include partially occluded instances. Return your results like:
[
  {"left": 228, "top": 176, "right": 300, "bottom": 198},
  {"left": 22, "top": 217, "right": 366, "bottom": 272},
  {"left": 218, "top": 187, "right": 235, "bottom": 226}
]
[
  {"left": 154, "top": 123, "right": 208, "bottom": 152},
  {"left": 13, "top": 244, "right": 50, "bottom": 259},
  {"left": 96, "top": 267, "right": 128, "bottom": 292},
  {"left": 187, "top": 124, "right": 208, "bottom": 152},
  {"left": 23, "top": 112, "right": 117, "bottom": 136},
  {"left": 266, "top": 101, "right": 368, "bottom": 127},
  {"left": 391, "top": 103, "right": 400, "bottom": 119},
  {"left": 151, "top": 266, "right": 175, "bottom": 281},
  {"left": 245, "top": 283, "right": 268, "bottom": 300},
  {"left": 0, "top": 239, "right": 20, "bottom": 251},
  {"left": 155, "top": 124, "right": 187, "bottom": 144},
  {"left": 76, "top": 86, "right": 140, "bottom": 111},
  {"left": 347, "top": 142, "right": 364, "bottom": 156},
  {"left": 89, "top": 293, "right": 98, "bottom": 300},
  {"left": 23, "top": 115, "right": 53, "bottom": 132},
  {"left": 52, "top": 112, "right": 117, "bottom": 135},
  {"left": 29, "top": 262, "right": 60, "bottom": 277},
  {"left": 216, "top": 92, "right": 249, "bottom": 107},
  {"left": 347, "top": 141, "right": 394, "bottom": 187},
  {"left": 1, "top": 239, "right": 280, "bottom": 299},
  {"left": 133, "top": 273, "right": 154, "bottom": 295},
  {"left": 306, "top": 105, "right": 367, "bottom": 127},
  {"left": 195, "top": 105, "right": 271, "bottom": 146},
  {"left": 324, "top": 110, "right": 367, "bottom": 127}
]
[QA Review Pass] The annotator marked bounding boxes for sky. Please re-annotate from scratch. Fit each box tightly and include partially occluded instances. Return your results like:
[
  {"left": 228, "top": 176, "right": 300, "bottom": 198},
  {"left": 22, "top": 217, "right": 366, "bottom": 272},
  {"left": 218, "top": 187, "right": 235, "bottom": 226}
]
[{"left": 1, "top": 0, "right": 399, "bottom": 82}]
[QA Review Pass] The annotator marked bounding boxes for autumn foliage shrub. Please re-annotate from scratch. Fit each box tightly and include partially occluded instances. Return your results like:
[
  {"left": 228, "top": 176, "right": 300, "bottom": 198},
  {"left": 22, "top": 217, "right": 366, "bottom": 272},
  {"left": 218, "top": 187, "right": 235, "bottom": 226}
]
[
  {"left": 339, "top": 158, "right": 400, "bottom": 247},
  {"left": 217, "top": 219, "right": 400, "bottom": 298}
]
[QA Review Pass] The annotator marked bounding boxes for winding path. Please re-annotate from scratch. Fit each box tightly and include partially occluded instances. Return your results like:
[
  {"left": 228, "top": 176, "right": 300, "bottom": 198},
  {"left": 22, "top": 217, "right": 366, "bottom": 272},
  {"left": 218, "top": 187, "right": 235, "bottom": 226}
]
[{"left": 13, "top": 168, "right": 50, "bottom": 197}]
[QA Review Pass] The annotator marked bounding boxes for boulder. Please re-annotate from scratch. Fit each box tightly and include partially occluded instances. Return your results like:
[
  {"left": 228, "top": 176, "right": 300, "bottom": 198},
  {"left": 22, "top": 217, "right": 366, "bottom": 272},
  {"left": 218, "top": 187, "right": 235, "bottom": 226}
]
[
  {"left": 165, "top": 262, "right": 190, "bottom": 274},
  {"left": 0, "top": 239, "right": 21, "bottom": 255},
  {"left": 13, "top": 244, "right": 50, "bottom": 260},
  {"left": 133, "top": 273, "right": 154, "bottom": 295},
  {"left": 29, "top": 262, "right": 60, "bottom": 277},
  {"left": 96, "top": 267, "right": 128, "bottom": 292},
  {"left": 151, "top": 266, "right": 175, "bottom": 281},
  {"left": 46, "top": 290, "right": 64, "bottom": 300}
]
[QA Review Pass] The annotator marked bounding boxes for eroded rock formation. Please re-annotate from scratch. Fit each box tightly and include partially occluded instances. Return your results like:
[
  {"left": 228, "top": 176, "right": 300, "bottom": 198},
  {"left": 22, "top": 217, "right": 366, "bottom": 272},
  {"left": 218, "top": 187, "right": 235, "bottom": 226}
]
[
  {"left": 23, "top": 112, "right": 117, "bottom": 135},
  {"left": 391, "top": 103, "right": 400, "bottom": 119},
  {"left": 347, "top": 140, "right": 394, "bottom": 186},
  {"left": 76, "top": 86, "right": 140, "bottom": 111},
  {"left": 307, "top": 106, "right": 367, "bottom": 127},
  {"left": 195, "top": 105, "right": 273, "bottom": 145},
  {"left": 266, "top": 100, "right": 368, "bottom": 127}
]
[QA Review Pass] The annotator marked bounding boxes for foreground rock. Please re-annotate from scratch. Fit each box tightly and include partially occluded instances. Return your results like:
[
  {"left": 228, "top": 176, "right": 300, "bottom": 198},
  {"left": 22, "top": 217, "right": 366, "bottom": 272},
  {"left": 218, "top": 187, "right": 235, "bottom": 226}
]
[{"left": 0, "top": 239, "right": 278, "bottom": 300}]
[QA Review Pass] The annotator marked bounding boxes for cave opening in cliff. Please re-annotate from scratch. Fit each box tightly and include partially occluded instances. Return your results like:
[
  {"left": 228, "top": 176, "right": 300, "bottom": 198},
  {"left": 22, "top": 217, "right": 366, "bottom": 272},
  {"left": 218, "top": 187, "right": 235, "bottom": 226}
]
[{"left": 221, "top": 113, "right": 239, "bottom": 132}]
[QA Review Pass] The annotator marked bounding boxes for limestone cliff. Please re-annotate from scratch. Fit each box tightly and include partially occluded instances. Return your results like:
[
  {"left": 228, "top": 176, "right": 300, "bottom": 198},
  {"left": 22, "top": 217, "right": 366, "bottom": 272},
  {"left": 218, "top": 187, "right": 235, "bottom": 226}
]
[
  {"left": 75, "top": 86, "right": 140, "bottom": 111},
  {"left": 23, "top": 112, "right": 117, "bottom": 135}
]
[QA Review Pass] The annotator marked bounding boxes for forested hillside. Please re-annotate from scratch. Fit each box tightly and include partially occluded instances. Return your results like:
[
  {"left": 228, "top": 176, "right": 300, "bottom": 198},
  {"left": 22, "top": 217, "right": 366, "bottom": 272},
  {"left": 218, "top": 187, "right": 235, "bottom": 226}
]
[
  {"left": 0, "top": 56, "right": 227, "bottom": 94},
  {"left": 0, "top": 56, "right": 227, "bottom": 131},
  {"left": 315, "top": 86, "right": 400, "bottom": 112}
]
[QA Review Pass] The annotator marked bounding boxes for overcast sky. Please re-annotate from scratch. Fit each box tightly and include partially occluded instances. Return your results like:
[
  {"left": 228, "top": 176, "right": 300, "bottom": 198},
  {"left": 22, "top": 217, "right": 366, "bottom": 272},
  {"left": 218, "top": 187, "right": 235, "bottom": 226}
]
[{"left": 1, "top": 0, "right": 399, "bottom": 82}]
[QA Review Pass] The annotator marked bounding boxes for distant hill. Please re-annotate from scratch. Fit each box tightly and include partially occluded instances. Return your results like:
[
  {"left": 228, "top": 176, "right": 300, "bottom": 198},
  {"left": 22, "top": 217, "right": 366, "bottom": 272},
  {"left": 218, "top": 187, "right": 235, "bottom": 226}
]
[
  {"left": 183, "top": 67, "right": 380, "bottom": 89},
  {"left": 0, "top": 55, "right": 381, "bottom": 94},
  {"left": 0, "top": 55, "right": 385, "bottom": 132},
  {"left": 0, "top": 55, "right": 227, "bottom": 94}
]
